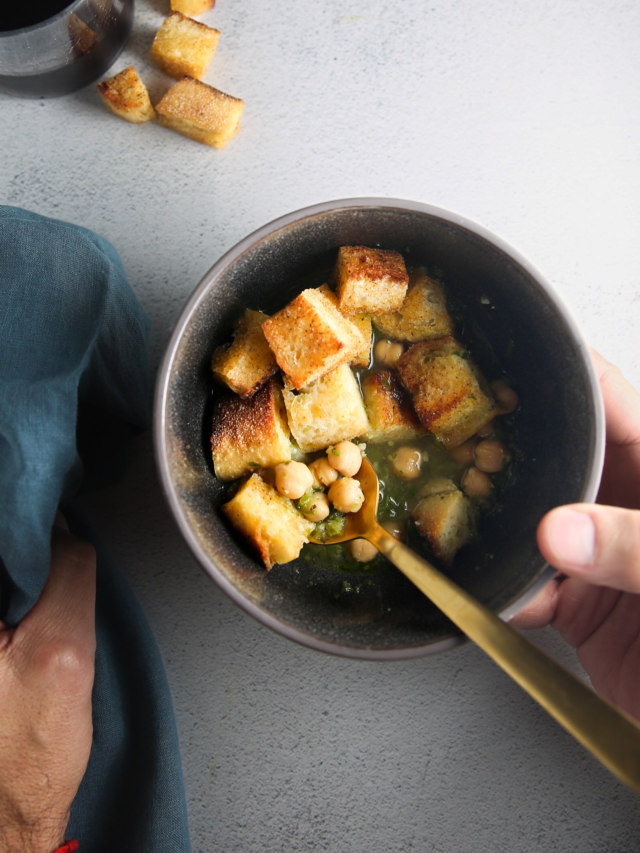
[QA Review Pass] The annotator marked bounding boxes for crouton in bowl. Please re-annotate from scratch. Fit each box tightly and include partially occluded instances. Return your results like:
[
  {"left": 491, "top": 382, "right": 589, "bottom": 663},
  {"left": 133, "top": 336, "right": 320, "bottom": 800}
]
[{"left": 154, "top": 198, "right": 604, "bottom": 659}]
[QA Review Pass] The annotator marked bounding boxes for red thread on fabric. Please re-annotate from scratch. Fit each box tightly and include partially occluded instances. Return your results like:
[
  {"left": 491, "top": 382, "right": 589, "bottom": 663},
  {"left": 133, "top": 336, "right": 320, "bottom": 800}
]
[{"left": 52, "top": 842, "right": 79, "bottom": 853}]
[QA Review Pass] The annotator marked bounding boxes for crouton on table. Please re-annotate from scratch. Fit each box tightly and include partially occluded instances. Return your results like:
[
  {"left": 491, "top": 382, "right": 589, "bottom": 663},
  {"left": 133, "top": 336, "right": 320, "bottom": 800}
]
[
  {"left": 210, "top": 379, "right": 291, "bottom": 480},
  {"left": 151, "top": 11, "right": 220, "bottom": 80},
  {"left": 261, "top": 287, "right": 367, "bottom": 390},
  {"left": 282, "top": 363, "right": 370, "bottom": 453},
  {"left": 171, "top": 0, "right": 214, "bottom": 14},
  {"left": 223, "top": 473, "right": 312, "bottom": 569},
  {"left": 96, "top": 65, "right": 155, "bottom": 123},
  {"left": 396, "top": 337, "right": 497, "bottom": 448},
  {"left": 334, "top": 245, "right": 409, "bottom": 316},
  {"left": 69, "top": 14, "right": 98, "bottom": 57},
  {"left": 155, "top": 77, "right": 244, "bottom": 148},
  {"left": 211, "top": 309, "right": 278, "bottom": 398}
]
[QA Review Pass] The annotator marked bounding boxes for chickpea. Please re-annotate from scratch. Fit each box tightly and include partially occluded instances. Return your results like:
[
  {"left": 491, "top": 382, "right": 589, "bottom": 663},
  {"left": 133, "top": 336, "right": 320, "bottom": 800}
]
[
  {"left": 309, "top": 456, "right": 339, "bottom": 488},
  {"left": 449, "top": 439, "right": 476, "bottom": 465},
  {"left": 461, "top": 466, "right": 493, "bottom": 499},
  {"left": 328, "top": 477, "right": 365, "bottom": 514},
  {"left": 474, "top": 439, "right": 510, "bottom": 473},
  {"left": 300, "top": 492, "right": 330, "bottom": 523},
  {"left": 374, "top": 339, "right": 404, "bottom": 367},
  {"left": 491, "top": 379, "right": 519, "bottom": 414},
  {"left": 274, "top": 461, "right": 314, "bottom": 500},
  {"left": 327, "top": 440, "right": 362, "bottom": 477},
  {"left": 349, "top": 538, "right": 378, "bottom": 562},
  {"left": 390, "top": 446, "right": 423, "bottom": 479},
  {"left": 475, "top": 420, "right": 494, "bottom": 439}
]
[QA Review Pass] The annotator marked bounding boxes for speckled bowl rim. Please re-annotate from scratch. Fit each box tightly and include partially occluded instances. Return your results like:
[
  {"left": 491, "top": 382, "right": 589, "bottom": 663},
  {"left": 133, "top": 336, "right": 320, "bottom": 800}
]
[{"left": 154, "top": 197, "right": 605, "bottom": 660}]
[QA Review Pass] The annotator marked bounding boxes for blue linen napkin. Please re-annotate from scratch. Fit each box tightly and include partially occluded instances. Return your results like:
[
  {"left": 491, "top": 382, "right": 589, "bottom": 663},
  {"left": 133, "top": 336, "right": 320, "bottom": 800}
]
[{"left": 0, "top": 206, "right": 191, "bottom": 852}]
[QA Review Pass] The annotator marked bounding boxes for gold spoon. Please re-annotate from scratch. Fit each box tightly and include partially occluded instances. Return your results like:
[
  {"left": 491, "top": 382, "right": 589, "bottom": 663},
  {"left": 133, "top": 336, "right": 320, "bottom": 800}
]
[{"left": 310, "top": 456, "right": 640, "bottom": 793}]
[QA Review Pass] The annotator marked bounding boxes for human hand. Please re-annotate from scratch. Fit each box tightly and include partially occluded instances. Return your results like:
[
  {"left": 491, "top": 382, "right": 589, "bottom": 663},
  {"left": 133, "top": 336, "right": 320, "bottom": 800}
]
[
  {"left": 512, "top": 349, "right": 640, "bottom": 720},
  {"left": 0, "top": 516, "right": 96, "bottom": 853}
]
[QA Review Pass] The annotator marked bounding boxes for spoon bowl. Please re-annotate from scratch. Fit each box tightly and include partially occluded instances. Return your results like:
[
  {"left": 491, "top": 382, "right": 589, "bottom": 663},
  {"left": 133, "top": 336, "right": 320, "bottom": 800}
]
[
  {"left": 309, "top": 457, "right": 381, "bottom": 545},
  {"left": 310, "top": 456, "right": 640, "bottom": 794}
]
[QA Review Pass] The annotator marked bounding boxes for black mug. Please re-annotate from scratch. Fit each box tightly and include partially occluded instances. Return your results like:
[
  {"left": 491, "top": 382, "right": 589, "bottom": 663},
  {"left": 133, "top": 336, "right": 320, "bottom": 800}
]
[{"left": 0, "top": 0, "right": 134, "bottom": 98}]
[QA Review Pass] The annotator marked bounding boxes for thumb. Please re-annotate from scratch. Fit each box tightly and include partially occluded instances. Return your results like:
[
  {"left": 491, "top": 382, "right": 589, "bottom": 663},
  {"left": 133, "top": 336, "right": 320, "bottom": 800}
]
[
  {"left": 17, "top": 524, "right": 97, "bottom": 662},
  {"left": 537, "top": 504, "right": 640, "bottom": 593}
]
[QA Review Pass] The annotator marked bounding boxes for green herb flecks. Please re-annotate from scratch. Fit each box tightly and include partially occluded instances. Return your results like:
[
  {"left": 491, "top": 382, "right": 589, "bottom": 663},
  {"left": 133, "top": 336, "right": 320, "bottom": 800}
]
[
  {"left": 297, "top": 488, "right": 319, "bottom": 514},
  {"left": 312, "top": 510, "right": 346, "bottom": 542}
]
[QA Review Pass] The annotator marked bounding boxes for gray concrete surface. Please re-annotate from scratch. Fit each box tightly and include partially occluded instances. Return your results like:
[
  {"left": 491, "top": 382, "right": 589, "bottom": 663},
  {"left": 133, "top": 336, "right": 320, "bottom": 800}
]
[{"left": 3, "top": 1, "right": 640, "bottom": 850}]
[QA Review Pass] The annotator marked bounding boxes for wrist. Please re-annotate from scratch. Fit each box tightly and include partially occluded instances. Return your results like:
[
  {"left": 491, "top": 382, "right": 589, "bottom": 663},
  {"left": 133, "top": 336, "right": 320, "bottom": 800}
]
[{"left": 0, "top": 815, "right": 70, "bottom": 853}]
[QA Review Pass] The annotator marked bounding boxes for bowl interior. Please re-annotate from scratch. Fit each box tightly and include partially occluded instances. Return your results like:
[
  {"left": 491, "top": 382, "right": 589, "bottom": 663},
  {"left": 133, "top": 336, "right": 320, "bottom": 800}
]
[{"left": 156, "top": 200, "right": 603, "bottom": 659}]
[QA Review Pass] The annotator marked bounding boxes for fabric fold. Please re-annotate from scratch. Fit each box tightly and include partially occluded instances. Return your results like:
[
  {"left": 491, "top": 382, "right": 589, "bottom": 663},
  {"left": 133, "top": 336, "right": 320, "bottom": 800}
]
[{"left": 0, "top": 206, "right": 191, "bottom": 852}]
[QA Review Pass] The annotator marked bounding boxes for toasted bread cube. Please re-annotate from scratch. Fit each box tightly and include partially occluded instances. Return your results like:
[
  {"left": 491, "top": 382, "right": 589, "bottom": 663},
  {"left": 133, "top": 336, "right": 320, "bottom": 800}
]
[
  {"left": 373, "top": 268, "right": 453, "bottom": 342},
  {"left": 156, "top": 77, "right": 244, "bottom": 148},
  {"left": 317, "top": 283, "right": 335, "bottom": 300},
  {"left": 317, "top": 284, "right": 372, "bottom": 367},
  {"left": 69, "top": 14, "right": 98, "bottom": 57},
  {"left": 282, "top": 364, "right": 370, "bottom": 453},
  {"left": 223, "top": 473, "right": 311, "bottom": 569},
  {"left": 262, "top": 288, "right": 367, "bottom": 390},
  {"left": 419, "top": 476, "right": 459, "bottom": 497},
  {"left": 412, "top": 483, "right": 474, "bottom": 564},
  {"left": 96, "top": 65, "right": 156, "bottom": 124},
  {"left": 361, "top": 370, "right": 424, "bottom": 443},
  {"left": 171, "top": 0, "right": 215, "bottom": 14},
  {"left": 397, "top": 337, "right": 497, "bottom": 448},
  {"left": 334, "top": 245, "right": 409, "bottom": 316},
  {"left": 151, "top": 12, "right": 220, "bottom": 80},
  {"left": 210, "top": 379, "right": 291, "bottom": 480},
  {"left": 211, "top": 309, "right": 278, "bottom": 398},
  {"left": 155, "top": 78, "right": 244, "bottom": 148},
  {"left": 349, "top": 314, "right": 373, "bottom": 368}
]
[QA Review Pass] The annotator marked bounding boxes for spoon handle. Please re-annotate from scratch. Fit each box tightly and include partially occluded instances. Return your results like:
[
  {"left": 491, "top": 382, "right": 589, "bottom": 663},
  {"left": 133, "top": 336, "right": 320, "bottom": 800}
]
[{"left": 369, "top": 525, "right": 640, "bottom": 793}]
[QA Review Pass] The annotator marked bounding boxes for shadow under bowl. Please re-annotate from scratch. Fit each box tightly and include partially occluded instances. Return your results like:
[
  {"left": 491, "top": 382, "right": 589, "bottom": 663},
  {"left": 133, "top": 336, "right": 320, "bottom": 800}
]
[{"left": 154, "top": 198, "right": 604, "bottom": 660}]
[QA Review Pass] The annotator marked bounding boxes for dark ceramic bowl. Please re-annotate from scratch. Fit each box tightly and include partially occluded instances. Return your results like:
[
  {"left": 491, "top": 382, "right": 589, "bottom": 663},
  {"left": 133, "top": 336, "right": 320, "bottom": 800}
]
[{"left": 154, "top": 198, "right": 604, "bottom": 660}]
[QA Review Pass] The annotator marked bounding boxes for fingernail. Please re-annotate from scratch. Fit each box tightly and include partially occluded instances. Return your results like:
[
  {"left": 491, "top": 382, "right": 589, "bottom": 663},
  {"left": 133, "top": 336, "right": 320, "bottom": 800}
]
[{"left": 547, "top": 508, "right": 596, "bottom": 568}]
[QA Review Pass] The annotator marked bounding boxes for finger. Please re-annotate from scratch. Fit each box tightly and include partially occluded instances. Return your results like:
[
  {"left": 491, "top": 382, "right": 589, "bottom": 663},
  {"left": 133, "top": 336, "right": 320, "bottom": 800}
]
[
  {"left": 590, "top": 350, "right": 640, "bottom": 509},
  {"left": 537, "top": 504, "right": 640, "bottom": 593},
  {"left": 509, "top": 576, "right": 563, "bottom": 630},
  {"left": 17, "top": 526, "right": 97, "bottom": 656},
  {"left": 589, "top": 348, "right": 640, "bottom": 448},
  {"left": 53, "top": 510, "right": 70, "bottom": 531}
]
